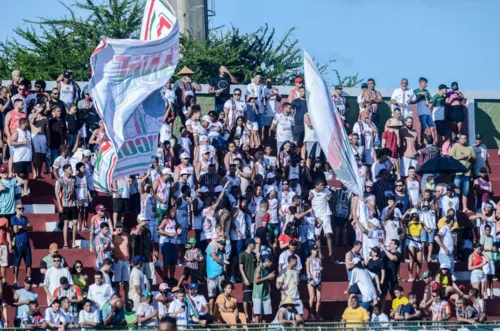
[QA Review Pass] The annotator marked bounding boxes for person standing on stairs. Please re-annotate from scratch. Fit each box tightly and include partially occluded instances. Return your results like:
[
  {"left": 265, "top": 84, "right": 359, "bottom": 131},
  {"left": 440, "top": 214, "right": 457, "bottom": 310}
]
[
  {"left": 112, "top": 221, "right": 132, "bottom": 300},
  {"left": 11, "top": 202, "right": 32, "bottom": 287},
  {"left": 112, "top": 176, "right": 131, "bottom": 229},
  {"left": 55, "top": 164, "right": 78, "bottom": 249}
]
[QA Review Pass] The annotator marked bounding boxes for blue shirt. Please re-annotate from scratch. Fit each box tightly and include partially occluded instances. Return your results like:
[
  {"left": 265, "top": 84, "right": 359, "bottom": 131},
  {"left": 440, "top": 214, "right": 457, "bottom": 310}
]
[
  {"left": 206, "top": 246, "right": 223, "bottom": 279},
  {"left": 0, "top": 178, "right": 17, "bottom": 215},
  {"left": 246, "top": 104, "right": 258, "bottom": 122},
  {"left": 11, "top": 215, "right": 30, "bottom": 243}
]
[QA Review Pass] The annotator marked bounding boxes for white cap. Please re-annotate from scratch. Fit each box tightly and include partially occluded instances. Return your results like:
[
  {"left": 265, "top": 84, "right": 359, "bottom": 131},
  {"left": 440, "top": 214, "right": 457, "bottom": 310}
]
[
  {"left": 440, "top": 263, "right": 450, "bottom": 269},
  {"left": 180, "top": 168, "right": 191, "bottom": 176},
  {"left": 83, "top": 149, "right": 92, "bottom": 157},
  {"left": 368, "top": 218, "right": 380, "bottom": 227},
  {"left": 202, "top": 115, "right": 211, "bottom": 122},
  {"left": 180, "top": 152, "right": 190, "bottom": 159},
  {"left": 289, "top": 173, "right": 299, "bottom": 180},
  {"left": 264, "top": 185, "right": 276, "bottom": 196},
  {"left": 266, "top": 173, "right": 276, "bottom": 179},
  {"left": 214, "top": 185, "right": 224, "bottom": 193},
  {"left": 201, "top": 146, "right": 210, "bottom": 154},
  {"left": 199, "top": 186, "right": 209, "bottom": 193},
  {"left": 409, "top": 208, "right": 418, "bottom": 215},
  {"left": 199, "top": 135, "right": 208, "bottom": 142},
  {"left": 161, "top": 168, "right": 173, "bottom": 176}
]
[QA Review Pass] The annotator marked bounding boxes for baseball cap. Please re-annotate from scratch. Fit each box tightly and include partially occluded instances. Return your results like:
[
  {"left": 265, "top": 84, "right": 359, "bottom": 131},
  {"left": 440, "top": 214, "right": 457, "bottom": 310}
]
[
  {"left": 294, "top": 77, "right": 303, "bottom": 83},
  {"left": 446, "top": 184, "right": 454, "bottom": 191},
  {"left": 201, "top": 115, "right": 211, "bottom": 122},
  {"left": 141, "top": 290, "right": 152, "bottom": 299},
  {"left": 188, "top": 283, "right": 199, "bottom": 290},
  {"left": 161, "top": 168, "right": 173, "bottom": 176},
  {"left": 133, "top": 256, "right": 143, "bottom": 265},
  {"left": 49, "top": 243, "right": 59, "bottom": 251},
  {"left": 25, "top": 277, "right": 33, "bottom": 284},
  {"left": 361, "top": 83, "right": 368, "bottom": 89},
  {"left": 371, "top": 246, "right": 381, "bottom": 255},
  {"left": 180, "top": 168, "right": 191, "bottom": 176},
  {"left": 199, "top": 186, "right": 209, "bottom": 193},
  {"left": 245, "top": 238, "right": 256, "bottom": 246},
  {"left": 0, "top": 167, "right": 7, "bottom": 174},
  {"left": 368, "top": 218, "right": 380, "bottom": 227},
  {"left": 95, "top": 204, "right": 106, "bottom": 212},
  {"left": 266, "top": 173, "right": 276, "bottom": 179},
  {"left": 365, "top": 181, "right": 373, "bottom": 187},
  {"left": 159, "top": 283, "right": 170, "bottom": 291},
  {"left": 440, "top": 263, "right": 450, "bottom": 269},
  {"left": 476, "top": 133, "right": 483, "bottom": 140},
  {"left": 310, "top": 244, "right": 319, "bottom": 251},
  {"left": 180, "top": 152, "right": 190, "bottom": 159},
  {"left": 409, "top": 208, "right": 418, "bottom": 215},
  {"left": 115, "top": 221, "right": 124, "bottom": 228},
  {"left": 438, "top": 84, "right": 448, "bottom": 90},
  {"left": 187, "top": 237, "right": 197, "bottom": 245},
  {"left": 335, "top": 85, "right": 342, "bottom": 90},
  {"left": 451, "top": 81, "right": 459, "bottom": 88},
  {"left": 83, "top": 149, "right": 92, "bottom": 157},
  {"left": 63, "top": 71, "right": 71, "bottom": 78},
  {"left": 422, "top": 270, "right": 430, "bottom": 279}
]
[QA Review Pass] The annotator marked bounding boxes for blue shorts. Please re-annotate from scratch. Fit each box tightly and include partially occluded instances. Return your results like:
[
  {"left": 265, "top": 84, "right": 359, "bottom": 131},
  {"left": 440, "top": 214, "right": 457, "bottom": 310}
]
[
  {"left": 214, "top": 104, "right": 224, "bottom": 112},
  {"left": 419, "top": 114, "right": 435, "bottom": 129},
  {"left": 161, "top": 242, "right": 178, "bottom": 266},
  {"left": 257, "top": 114, "right": 264, "bottom": 129},
  {"left": 454, "top": 174, "right": 471, "bottom": 197},
  {"left": 420, "top": 228, "right": 436, "bottom": 244},
  {"left": 14, "top": 242, "right": 32, "bottom": 267}
]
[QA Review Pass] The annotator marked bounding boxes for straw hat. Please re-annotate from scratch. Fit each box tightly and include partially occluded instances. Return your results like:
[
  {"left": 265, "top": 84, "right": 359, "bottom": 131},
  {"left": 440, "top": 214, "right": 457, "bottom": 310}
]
[
  {"left": 387, "top": 118, "right": 403, "bottom": 128},
  {"left": 280, "top": 297, "right": 298, "bottom": 307},
  {"left": 177, "top": 66, "right": 194, "bottom": 76}
]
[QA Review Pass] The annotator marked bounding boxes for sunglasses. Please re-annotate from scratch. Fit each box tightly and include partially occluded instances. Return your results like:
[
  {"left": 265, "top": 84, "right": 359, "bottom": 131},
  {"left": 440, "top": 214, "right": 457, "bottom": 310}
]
[
  {"left": 17, "top": 207, "right": 24, "bottom": 210},
  {"left": 234, "top": 93, "right": 241, "bottom": 96},
  {"left": 396, "top": 185, "right": 403, "bottom": 187}
]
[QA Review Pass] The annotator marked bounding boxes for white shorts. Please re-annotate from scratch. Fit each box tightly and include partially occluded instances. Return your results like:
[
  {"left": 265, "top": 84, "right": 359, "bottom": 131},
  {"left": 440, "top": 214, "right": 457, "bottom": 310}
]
[
  {"left": 246, "top": 121, "right": 258, "bottom": 131},
  {"left": 32, "top": 134, "right": 47, "bottom": 153},
  {"left": 400, "top": 157, "right": 418, "bottom": 177},
  {"left": 314, "top": 215, "right": 333, "bottom": 235},
  {"left": 253, "top": 297, "right": 273, "bottom": 315},
  {"left": 140, "top": 262, "right": 157, "bottom": 285},
  {"left": 483, "top": 260, "right": 495, "bottom": 276},
  {"left": 113, "top": 260, "right": 131, "bottom": 282},
  {"left": 0, "top": 245, "right": 8, "bottom": 267}
]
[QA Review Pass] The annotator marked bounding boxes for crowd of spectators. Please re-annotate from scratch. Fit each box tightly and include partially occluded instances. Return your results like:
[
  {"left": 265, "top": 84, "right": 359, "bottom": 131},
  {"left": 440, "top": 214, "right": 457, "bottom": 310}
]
[{"left": 0, "top": 66, "right": 497, "bottom": 328}]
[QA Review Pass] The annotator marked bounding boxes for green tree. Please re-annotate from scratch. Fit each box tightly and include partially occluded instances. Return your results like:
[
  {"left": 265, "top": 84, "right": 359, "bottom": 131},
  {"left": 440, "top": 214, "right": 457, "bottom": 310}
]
[{"left": 0, "top": 0, "right": 144, "bottom": 81}]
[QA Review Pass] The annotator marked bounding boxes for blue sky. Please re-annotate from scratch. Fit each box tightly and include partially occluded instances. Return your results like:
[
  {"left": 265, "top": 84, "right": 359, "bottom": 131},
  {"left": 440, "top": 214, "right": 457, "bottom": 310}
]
[{"left": 2, "top": 0, "right": 500, "bottom": 89}]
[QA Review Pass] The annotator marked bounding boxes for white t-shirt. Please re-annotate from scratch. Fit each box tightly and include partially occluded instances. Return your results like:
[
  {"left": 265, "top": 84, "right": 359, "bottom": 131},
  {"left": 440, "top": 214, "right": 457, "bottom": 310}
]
[
  {"left": 438, "top": 195, "right": 459, "bottom": 216},
  {"left": 391, "top": 88, "right": 416, "bottom": 118},
  {"left": 75, "top": 175, "right": 88, "bottom": 200},
  {"left": 160, "top": 123, "right": 172, "bottom": 143},
  {"left": 419, "top": 208, "right": 437, "bottom": 230},
  {"left": 278, "top": 251, "right": 302, "bottom": 271},
  {"left": 438, "top": 226, "right": 454, "bottom": 254},
  {"left": 116, "top": 177, "right": 130, "bottom": 199},
  {"left": 53, "top": 156, "right": 71, "bottom": 178},
  {"left": 263, "top": 87, "right": 278, "bottom": 117},
  {"left": 87, "top": 283, "right": 113, "bottom": 308},
  {"left": 223, "top": 99, "right": 246, "bottom": 125},
  {"left": 246, "top": 82, "right": 264, "bottom": 113},
  {"left": 299, "top": 214, "right": 317, "bottom": 242},
  {"left": 44, "top": 267, "right": 73, "bottom": 298},
  {"left": 59, "top": 309, "right": 74, "bottom": 325},
  {"left": 189, "top": 294, "right": 208, "bottom": 315},
  {"left": 137, "top": 302, "right": 158, "bottom": 326},
  {"left": 129, "top": 267, "right": 145, "bottom": 301},
  {"left": 168, "top": 299, "right": 189, "bottom": 326},
  {"left": 272, "top": 113, "right": 294, "bottom": 142},
  {"left": 349, "top": 268, "right": 378, "bottom": 303},
  {"left": 79, "top": 308, "right": 99, "bottom": 324},
  {"left": 406, "top": 178, "right": 420, "bottom": 206},
  {"left": 310, "top": 188, "right": 332, "bottom": 218},
  {"left": 45, "top": 308, "right": 65, "bottom": 325},
  {"left": 381, "top": 207, "right": 402, "bottom": 246},
  {"left": 229, "top": 209, "right": 247, "bottom": 241}
]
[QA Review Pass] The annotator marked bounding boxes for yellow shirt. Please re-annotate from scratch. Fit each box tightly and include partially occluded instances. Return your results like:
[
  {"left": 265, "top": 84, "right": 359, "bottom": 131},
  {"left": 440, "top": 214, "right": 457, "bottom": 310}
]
[
  {"left": 437, "top": 217, "right": 459, "bottom": 231},
  {"left": 408, "top": 221, "right": 423, "bottom": 237},
  {"left": 342, "top": 306, "right": 369, "bottom": 328},
  {"left": 392, "top": 296, "right": 409, "bottom": 311}
]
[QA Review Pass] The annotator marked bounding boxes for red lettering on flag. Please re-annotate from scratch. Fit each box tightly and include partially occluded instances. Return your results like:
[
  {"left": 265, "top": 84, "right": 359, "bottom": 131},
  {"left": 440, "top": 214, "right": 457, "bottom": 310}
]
[{"left": 156, "top": 15, "right": 172, "bottom": 38}]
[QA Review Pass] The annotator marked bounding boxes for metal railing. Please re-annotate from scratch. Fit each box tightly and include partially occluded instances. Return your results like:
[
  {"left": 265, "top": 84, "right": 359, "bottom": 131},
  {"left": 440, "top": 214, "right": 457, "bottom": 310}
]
[{"left": 4, "top": 321, "right": 500, "bottom": 330}]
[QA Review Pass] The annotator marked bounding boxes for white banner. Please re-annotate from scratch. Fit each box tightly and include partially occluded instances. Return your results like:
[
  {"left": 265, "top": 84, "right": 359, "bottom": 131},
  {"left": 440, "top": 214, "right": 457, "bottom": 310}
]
[
  {"left": 303, "top": 50, "right": 363, "bottom": 196},
  {"left": 90, "top": 0, "right": 179, "bottom": 189}
]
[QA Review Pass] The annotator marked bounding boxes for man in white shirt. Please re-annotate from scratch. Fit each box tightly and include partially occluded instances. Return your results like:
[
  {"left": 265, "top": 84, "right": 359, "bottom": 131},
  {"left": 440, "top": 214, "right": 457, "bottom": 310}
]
[
  {"left": 223, "top": 89, "right": 246, "bottom": 131},
  {"left": 187, "top": 283, "right": 211, "bottom": 325},
  {"left": 44, "top": 299, "right": 65, "bottom": 329},
  {"left": 434, "top": 216, "right": 455, "bottom": 273},
  {"left": 391, "top": 78, "right": 416, "bottom": 119},
  {"left": 357, "top": 83, "right": 368, "bottom": 114},
  {"left": 43, "top": 254, "right": 72, "bottom": 305},
  {"left": 137, "top": 290, "right": 159, "bottom": 326},
  {"left": 309, "top": 180, "right": 334, "bottom": 261},
  {"left": 59, "top": 296, "right": 78, "bottom": 328},
  {"left": 278, "top": 240, "right": 303, "bottom": 272},
  {"left": 438, "top": 185, "right": 460, "bottom": 217},
  {"left": 246, "top": 73, "right": 265, "bottom": 128},
  {"left": 348, "top": 261, "right": 380, "bottom": 310},
  {"left": 270, "top": 102, "right": 295, "bottom": 153},
  {"left": 168, "top": 288, "right": 189, "bottom": 326},
  {"left": 88, "top": 270, "right": 114, "bottom": 309},
  {"left": 263, "top": 78, "right": 280, "bottom": 127},
  {"left": 79, "top": 299, "right": 99, "bottom": 329},
  {"left": 129, "top": 256, "right": 146, "bottom": 312}
]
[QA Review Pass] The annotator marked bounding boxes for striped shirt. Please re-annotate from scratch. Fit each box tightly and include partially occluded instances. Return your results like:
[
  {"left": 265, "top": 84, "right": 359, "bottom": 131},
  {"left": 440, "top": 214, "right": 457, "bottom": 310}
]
[
  {"left": 420, "top": 144, "right": 440, "bottom": 163},
  {"left": 372, "top": 180, "right": 394, "bottom": 211},
  {"left": 184, "top": 248, "right": 203, "bottom": 269},
  {"left": 90, "top": 215, "right": 111, "bottom": 236},
  {"left": 55, "top": 176, "right": 77, "bottom": 207},
  {"left": 53, "top": 285, "right": 81, "bottom": 317},
  {"left": 431, "top": 300, "right": 451, "bottom": 321},
  {"left": 95, "top": 233, "right": 113, "bottom": 264}
]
